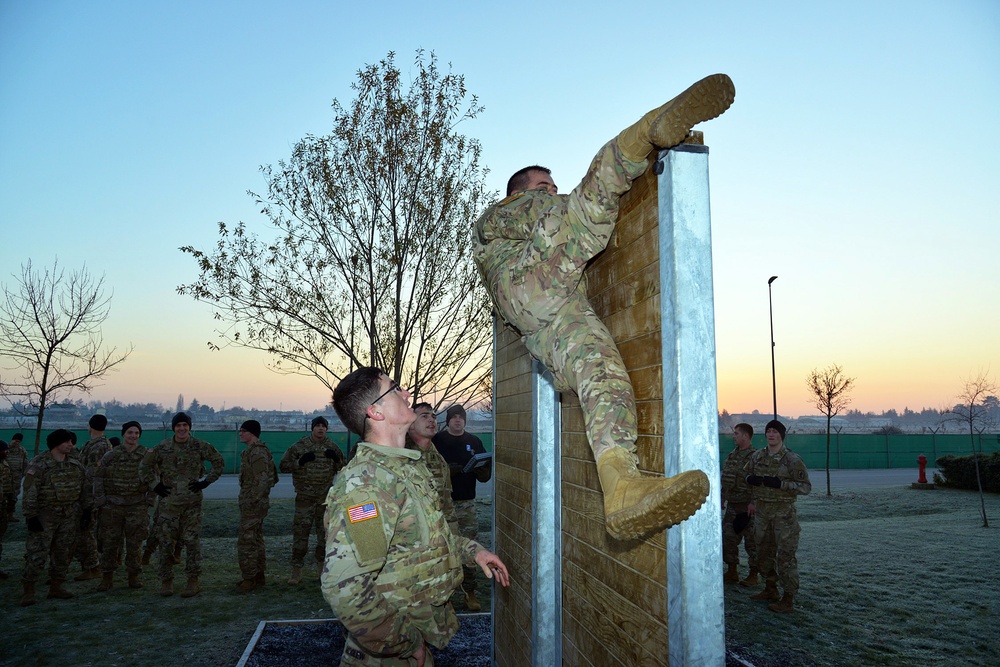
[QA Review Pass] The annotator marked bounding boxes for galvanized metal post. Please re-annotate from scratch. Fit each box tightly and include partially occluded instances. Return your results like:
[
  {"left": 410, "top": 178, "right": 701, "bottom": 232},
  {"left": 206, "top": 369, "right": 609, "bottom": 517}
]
[
  {"left": 531, "top": 359, "right": 562, "bottom": 667},
  {"left": 658, "top": 143, "right": 725, "bottom": 667}
]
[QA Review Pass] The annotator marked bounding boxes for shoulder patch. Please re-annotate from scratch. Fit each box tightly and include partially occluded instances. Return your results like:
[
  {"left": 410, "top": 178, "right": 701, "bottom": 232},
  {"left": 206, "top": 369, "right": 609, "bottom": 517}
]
[
  {"left": 499, "top": 192, "right": 525, "bottom": 206},
  {"left": 348, "top": 502, "right": 379, "bottom": 523},
  {"left": 344, "top": 500, "right": 388, "bottom": 566}
]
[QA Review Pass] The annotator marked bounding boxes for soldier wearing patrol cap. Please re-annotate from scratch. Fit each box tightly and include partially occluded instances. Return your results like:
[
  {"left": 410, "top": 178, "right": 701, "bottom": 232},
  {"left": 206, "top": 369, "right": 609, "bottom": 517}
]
[
  {"left": 236, "top": 419, "right": 278, "bottom": 593},
  {"left": 324, "top": 367, "right": 510, "bottom": 666},
  {"left": 72, "top": 412, "right": 112, "bottom": 581},
  {"left": 472, "top": 74, "right": 736, "bottom": 541}
]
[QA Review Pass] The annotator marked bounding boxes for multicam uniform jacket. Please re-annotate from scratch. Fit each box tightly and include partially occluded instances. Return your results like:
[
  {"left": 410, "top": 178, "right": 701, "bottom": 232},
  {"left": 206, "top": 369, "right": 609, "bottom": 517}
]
[
  {"left": 138, "top": 436, "right": 225, "bottom": 505},
  {"left": 22, "top": 451, "right": 90, "bottom": 517},
  {"left": 95, "top": 445, "right": 151, "bottom": 507},
  {"left": 239, "top": 441, "right": 278, "bottom": 506},
  {"left": 280, "top": 436, "right": 346, "bottom": 498}
]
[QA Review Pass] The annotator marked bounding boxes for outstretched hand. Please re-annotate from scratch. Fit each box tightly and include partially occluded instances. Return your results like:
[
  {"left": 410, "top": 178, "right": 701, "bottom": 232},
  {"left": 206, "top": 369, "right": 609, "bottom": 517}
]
[{"left": 475, "top": 549, "right": 510, "bottom": 588}]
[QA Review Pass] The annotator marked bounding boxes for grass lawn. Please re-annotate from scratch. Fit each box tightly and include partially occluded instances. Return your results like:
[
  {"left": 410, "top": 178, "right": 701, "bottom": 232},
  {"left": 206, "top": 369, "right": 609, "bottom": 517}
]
[{"left": 1, "top": 487, "right": 996, "bottom": 666}]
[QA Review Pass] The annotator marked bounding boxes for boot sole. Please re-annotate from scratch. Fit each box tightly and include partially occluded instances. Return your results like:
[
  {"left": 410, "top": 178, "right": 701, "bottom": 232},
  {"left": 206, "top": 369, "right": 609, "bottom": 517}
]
[
  {"left": 605, "top": 470, "right": 710, "bottom": 540},
  {"left": 651, "top": 74, "right": 736, "bottom": 149}
]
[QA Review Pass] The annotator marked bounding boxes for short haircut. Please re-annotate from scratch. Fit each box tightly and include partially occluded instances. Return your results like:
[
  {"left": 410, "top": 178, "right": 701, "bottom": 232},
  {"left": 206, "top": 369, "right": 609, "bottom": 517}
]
[
  {"left": 734, "top": 423, "right": 754, "bottom": 438},
  {"left": 507, "top": 165, "right": 551, "bottom": 196},
  {"left": 413, "top": 402, "right": 433, "bottom": 412},
  {"left": 333, "top": 367, "right": 385, "bottom": 438}
]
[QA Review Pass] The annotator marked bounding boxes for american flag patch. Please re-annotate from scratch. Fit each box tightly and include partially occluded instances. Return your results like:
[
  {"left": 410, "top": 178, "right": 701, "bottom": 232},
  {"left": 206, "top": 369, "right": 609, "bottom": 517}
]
[{"left": 348, "top": 502, "right": 378, "bottom": 523}]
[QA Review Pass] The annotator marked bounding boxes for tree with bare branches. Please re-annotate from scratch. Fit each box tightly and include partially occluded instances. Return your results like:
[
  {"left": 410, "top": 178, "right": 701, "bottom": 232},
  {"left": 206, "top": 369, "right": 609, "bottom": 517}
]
[
  {"left": 0, "top": 260, "right": 132, "bottom": 454},
  {"left": 806, "top": 364, "right": 855, "bottom": 495},
  {"left": 178, "top": 50, "right": 495, "bottom": 409},
  {"left": 943, "top": 370, "right": 996, "bottom": 527}
]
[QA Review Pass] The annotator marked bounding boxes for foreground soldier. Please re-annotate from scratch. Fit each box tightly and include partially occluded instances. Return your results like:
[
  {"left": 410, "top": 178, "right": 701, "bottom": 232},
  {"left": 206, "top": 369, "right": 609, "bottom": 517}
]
[
  {"left": 139, "top": 412, "right": 225, "bottom": 598},
  {"left": 721, "top": 423, "right": 759, "bottom": 585},
  {"left": 236, "top": 420, "right": 278, "bottom": 593},
  {"left": 745, "top": 419, "right": 811, "bottom": 613},
  {"left": 472, "top": 74, "right": 735, "bottom": 540},
  {"left": 20, "top": 429, "right": 90, "bottom": 606},
  {"left": 94, "top": 421, "right": 151, "bottom": 591},
  {"left": 279, "top": 415, "right": 346, "bottom": 585},
  {"left": 73, "top": 413, "right": 111, "bottom": 581},
  {"left": 6, "top": 433, "right": 28, "bottom": 521},
  {"left": 324, "top": 368, "right": 510, "bottom": 666}
]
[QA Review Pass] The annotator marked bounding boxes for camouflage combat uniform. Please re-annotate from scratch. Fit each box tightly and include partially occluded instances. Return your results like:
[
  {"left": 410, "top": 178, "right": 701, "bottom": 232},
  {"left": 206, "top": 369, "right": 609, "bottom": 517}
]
[
  {"left": 321, "top": 442, "right": 483, "bottom": 666},
  {"left": 21, "top": 451, "right": 90, "bottom": 583},
  {"left": 0, "top": 458, "right": 11, "bottom": 571},
  {"left": 6, "top": 441, "right": 28, "bottom": 516},
  {"left": 473, "top": 139, "right": 648, "bottom": 462},
  {"left": 747, "top": 445, "right": 811, "bottom": 595},
  {"left": 238, "top": 440, "right": 278, "bottom": 581},
  {"left": 280, "top": 436, "right": 346, "bottom": 568},
  {"left": 139, "top": 436, "right": 224, "bottom": 581},
  {"left": 721, "top": 445, "right": 758, "bottom": 570},
  {"left": 405, "top": 436, "right": 457, "bottom": 531},
  {"left": 95, "top": 444, "right": 151, "bottom": 577},
  {"left": 74, "top": 434, "right": 110, "bottom": 570}
]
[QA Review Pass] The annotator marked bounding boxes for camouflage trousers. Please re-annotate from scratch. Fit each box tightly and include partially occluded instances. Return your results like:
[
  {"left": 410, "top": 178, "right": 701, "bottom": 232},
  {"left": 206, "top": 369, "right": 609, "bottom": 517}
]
[
  {"left": 0, "top": 509, "right": 7, "bottom": 567},
  {"left": 99, "top": 503, "right": 149, "bottom": 575},
  {"left": 488, "top": 140, "right": 648, "bottom": 462},
  {"left": 291, "top": 495, "right": 326, "bottom": 568},
  {"left": 340, "top": 634, "right": 434, "bottom": 667},
  {"left": 238, "top": 499, "right": 269, "bottom": 579},
  {"left": 754, "top": 501, "right": 800, "bottom": 595},
  {"left": 74, "top": 513, "right": 100, "bottom": 570},
  {"left": 454, "top": 499, "right": 478, "bottom": 594},
  {"left": 722, "top": 502, "right": 757, "bottom": 568},
  {"left": 23, "top": 505, "right": 79, "bottom": 583},
  {"left": 157, "top": 500, "right": 204, "bottom": 580}
]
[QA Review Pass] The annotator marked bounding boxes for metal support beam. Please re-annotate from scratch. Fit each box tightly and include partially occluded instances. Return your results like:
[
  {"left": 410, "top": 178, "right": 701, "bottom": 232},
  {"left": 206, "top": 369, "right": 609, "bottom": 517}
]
[{"left": 658, "top": 143, "right": 725, "bottom": 667}]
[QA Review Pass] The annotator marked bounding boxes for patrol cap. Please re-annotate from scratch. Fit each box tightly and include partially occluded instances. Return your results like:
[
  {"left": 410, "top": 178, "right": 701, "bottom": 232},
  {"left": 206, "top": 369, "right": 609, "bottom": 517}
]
[
  {"left": 311, "top": 416, "right": 329, "bottom": 429},
  {"left": 89, "top": 414, "right": 108, "bottom": 430},
  {"left": 764, "top": 419, "right": 787, "bottom": 440},
  {"left": 240, "top": 420, "right": 262, "bottom": 437},
  {"left": 47, "top": 429, "right": 75, "bottom": 449},
  {"left": 121, "top": 420, "right": 142, "bottom": 435},
  {"left": 171, "top": 412, "right": 192, "bottom": 430}
]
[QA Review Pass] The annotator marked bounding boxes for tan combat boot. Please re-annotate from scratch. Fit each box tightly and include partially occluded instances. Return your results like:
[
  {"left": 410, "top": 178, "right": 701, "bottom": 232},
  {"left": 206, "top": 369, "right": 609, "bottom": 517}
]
[
  {"left": 597, "top": 448, "right": 710, "bottom": 540},
  {"left": 47, "top": 579, "right": 75, "bottom": 600},
  {"left": 464, "top": 590, "right": 482, "bottom": 612},
  {"left": 617, "top": 74, "right": 736, "bottom": 162},
  {"left": 128, "top": 572, "right": 143, "bottom": 589},
  {"left": 180, "top": 576, "right": 201, "bottom": 598},
  {"left": 751, "top": 581, "right": 780, "bottom": 602},
  {"left": 724, "top": 563, "right": 740, "bottom": 584},
  {"left": 97, "top": 572, "right": 114, "bottom": 592},
  {"left": 20, "top": 581, "right": 36, "bottom": 607},
  {"left": 236, "top": 578, "right": 257, "bottom": 594},
  {"left": 160, "top": 578, "right": 174, "bottom": 597},
  {"left": 288, "top": 567, "right": 302, "bottom": 585},
  {"left": 74, "top": 566, "right": 101, "bottom": 581},
  {"left": 739, "top": 567, "right": 760, "bottom": 588},
  {"left": 768, "top": 592, "right": 795, "bottom": 614}
]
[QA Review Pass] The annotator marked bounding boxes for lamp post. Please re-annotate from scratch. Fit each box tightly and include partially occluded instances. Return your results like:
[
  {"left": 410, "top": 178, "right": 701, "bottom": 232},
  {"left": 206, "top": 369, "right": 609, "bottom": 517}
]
[{"left": 767, "top": 275, "right": 778, "bottom": 420}]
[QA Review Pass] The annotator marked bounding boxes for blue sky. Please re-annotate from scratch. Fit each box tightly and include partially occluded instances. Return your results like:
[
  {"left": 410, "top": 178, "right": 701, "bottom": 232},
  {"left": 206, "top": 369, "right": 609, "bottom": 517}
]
[{"left": 2, "top": 0, "right": 998, "bottom": 416}]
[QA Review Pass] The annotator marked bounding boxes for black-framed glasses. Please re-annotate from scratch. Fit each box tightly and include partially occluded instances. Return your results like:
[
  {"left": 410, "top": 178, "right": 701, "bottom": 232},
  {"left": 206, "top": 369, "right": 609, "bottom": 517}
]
[{"left": 370, "top": 381, "right": 403, "bottom": 407}]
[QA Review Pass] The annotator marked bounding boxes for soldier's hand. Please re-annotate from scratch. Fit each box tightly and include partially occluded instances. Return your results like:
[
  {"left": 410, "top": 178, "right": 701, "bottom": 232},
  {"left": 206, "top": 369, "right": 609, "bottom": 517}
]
[
  {"left": 27, "top": 516, "right": 44, "bottom": 532},
  {"left": 762, "top": 476, "right": 782, "bottom": 489},
  {"left": 154, "top": 482, "right": 172, "bottom": 498},
  {"left": 188, "top": 479, "right": 211, "bottom": 492},
  {"left": 80, "top": 508, "right": 93, "bottom": 529},
  {"left": 413, "top": 641, "right": 426, "bottom": 667},
  {"left": 298, "top": 452, "right": 317, "bottom": 466},
  {"left": 323, "top": 448, "right": 340, "bottom": 460},
  {"left": 475, "top": 548, "right": 510, "bottom": 587},
  {"left": 745, "top": 474, "right": 764, "bottom": 487}
]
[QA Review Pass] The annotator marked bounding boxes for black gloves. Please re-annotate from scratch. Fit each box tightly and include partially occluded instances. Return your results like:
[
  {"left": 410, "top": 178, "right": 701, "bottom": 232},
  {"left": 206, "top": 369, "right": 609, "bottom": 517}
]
[
  {"left": 745, "top": 475, "right": 763, "bottom": 487},
  {"left": 733, "top": 512, "right": 750, "bottom": 534},
  {"left": 323, "top": 449, "right": 340, "bottom": 460},
  {"left": 298, "top": 452, "right": 317, "bottom": 466},
  {"left": 27, "top": 516, "right": 44, "bottom": 533},
  {"left": 188, "top": 479, "right": 211, "bottom": 492},
  {"left": 80, "top": 508, "right": 93, "bottom": 529},
  {"left": 154, "top": 482, "right": 171, "bottom": 498},
  {"left": 762, "top": 476, "right": 782, "bottom": 489}
]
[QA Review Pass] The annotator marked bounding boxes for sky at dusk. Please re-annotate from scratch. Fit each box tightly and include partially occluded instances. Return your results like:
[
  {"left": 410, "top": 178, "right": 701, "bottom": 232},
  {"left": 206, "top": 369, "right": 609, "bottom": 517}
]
[{"left": 2, "top": 1, "right": 998, "bottom": 418}]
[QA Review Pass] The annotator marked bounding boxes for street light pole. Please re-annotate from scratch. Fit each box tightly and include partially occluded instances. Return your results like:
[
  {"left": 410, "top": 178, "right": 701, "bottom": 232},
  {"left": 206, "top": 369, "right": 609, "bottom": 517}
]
[{"left": 768, "top": 275, "right": 778, "bottom": 420}]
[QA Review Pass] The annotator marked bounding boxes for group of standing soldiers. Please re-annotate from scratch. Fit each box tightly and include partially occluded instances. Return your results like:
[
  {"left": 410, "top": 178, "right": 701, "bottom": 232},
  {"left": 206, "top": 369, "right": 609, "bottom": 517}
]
[{"left": 0, "top": 411, "right": 354, "bottom": 606}]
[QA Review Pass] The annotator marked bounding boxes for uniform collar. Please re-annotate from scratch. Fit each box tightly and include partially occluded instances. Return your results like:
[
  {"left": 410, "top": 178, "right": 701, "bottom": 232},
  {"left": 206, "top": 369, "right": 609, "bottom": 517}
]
[{"left": 360, "top": 441, "right": 421, "bottom": 461}]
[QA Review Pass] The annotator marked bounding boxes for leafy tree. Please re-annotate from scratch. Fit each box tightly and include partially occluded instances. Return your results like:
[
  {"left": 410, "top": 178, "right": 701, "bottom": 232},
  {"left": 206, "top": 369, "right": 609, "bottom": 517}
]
[
  {"left": 806, "top": 364, "right": 855, "bottom": 495},
  {"left": 0, "top": 260, "right": 132, "bottom": 454},
  {"left": 943, "top": 370, "right": 996, "bottom": 527},
  {"left": 179, "top": 50, "right": 494, "bottom": 408}
]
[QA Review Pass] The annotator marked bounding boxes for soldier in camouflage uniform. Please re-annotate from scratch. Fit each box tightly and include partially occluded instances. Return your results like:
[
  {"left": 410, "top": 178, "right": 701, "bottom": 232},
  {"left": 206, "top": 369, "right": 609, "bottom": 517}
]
[
  {"left": 721, "top": 423, "right": 758, "bottom": 586},
  {"left": 236, "top": 420, "right": 278, "bottom": 593},
  {"left": 72, "top": 413, "right": 111, "bottom": 581},
  {"left": 472, "top": 74, "right": 735, "bottom": 540},
  {"left": 19, "top": 429, "right": 91, "bottom": 606},
  {"left": 406, "top": 403, "right": 457, "bottom": 531},
  {"left": 0, "top": 440, "right": 13, "bottom": 578},
  {"left": 94, "top": 420, "right": 151, "bottom": 591},
  {"left": 324, "top": 368, "right": 510, "bottom": 666},
  {"left": 745, "top": 419, "right": 811, "bottom": 613},
  {"left": 5, "top": 433, "right": 28, "bottom": 521},
  {"left": 139, "top": 412, "right": 225, "bottom": 598},
  {"left": 279, "top": 415, "right": 346, "bottom": 585}
]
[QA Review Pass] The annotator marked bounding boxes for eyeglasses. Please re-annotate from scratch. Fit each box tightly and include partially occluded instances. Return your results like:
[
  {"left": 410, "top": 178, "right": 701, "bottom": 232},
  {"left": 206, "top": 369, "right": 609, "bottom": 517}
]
[{"left": 370, "top": 381, "right": 403, "bottom": 407}]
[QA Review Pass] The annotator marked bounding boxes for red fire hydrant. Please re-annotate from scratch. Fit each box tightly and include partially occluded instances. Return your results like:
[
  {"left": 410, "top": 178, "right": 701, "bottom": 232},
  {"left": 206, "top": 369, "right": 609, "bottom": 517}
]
[{"left": 917, "top": 454, "right": 928, "bottom": 484}]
